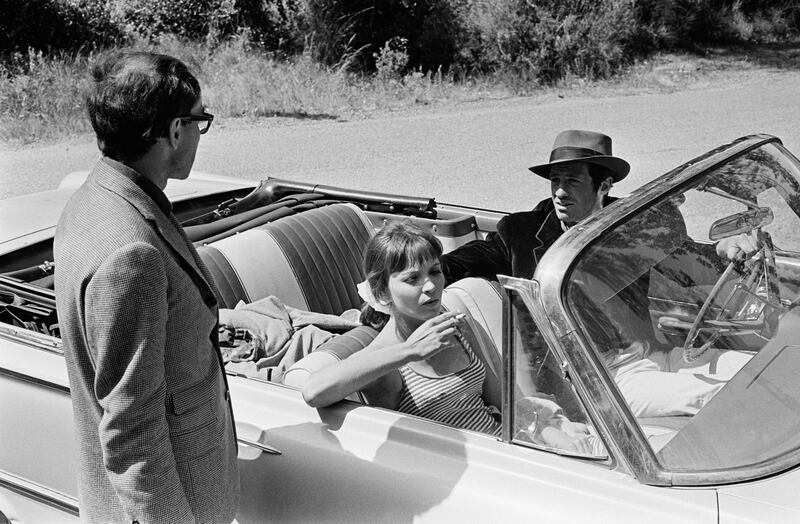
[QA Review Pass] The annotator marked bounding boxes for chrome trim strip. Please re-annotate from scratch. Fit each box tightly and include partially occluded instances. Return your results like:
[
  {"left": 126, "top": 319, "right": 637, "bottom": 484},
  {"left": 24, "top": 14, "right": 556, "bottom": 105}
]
[
  {"left": 500, "top": 283, "right": 513, "bottom": 443},
  {"left": 0, "top": 367, "right": 70, "bottom": 394},
  {"left": 237, "top": 436, "right": 282, "bottom": 455},
  {"left": 499, "top": 277, "right": 616, "bottom": 463},
  {"left": 0, "top": 322, "right": 63, "bottom": 355},
  {"left": 0, "top": 469, "right": 79, "bottom": 516}
]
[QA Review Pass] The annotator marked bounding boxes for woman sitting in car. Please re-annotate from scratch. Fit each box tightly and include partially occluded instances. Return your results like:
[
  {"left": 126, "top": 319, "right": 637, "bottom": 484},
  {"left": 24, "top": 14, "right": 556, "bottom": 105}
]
[{"left": 302, "top": 221, "right": 597, "bottom": 453}]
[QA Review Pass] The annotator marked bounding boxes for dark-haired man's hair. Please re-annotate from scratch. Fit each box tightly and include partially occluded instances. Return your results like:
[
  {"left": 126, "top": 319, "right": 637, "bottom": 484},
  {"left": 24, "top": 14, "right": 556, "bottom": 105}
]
[
  {"left": 358, "top": 221, "right": 443, "bottom": 329},
  {"left": 588, "top": 164, "right": 614, "bottom": 192},
  {"left": 86, "top": 51, "right": 200, "bottom": 162}
]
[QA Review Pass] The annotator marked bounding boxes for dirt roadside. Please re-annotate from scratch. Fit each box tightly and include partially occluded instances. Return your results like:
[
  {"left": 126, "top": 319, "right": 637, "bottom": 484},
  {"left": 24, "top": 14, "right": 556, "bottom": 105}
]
[{"left": 2, "top": 48, "right": 800, "bottom": 209}]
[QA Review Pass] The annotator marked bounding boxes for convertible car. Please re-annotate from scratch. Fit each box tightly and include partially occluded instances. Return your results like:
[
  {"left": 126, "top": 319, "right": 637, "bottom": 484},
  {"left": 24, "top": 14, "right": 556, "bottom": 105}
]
[{"left": 2, "top": 134, "right": 800, "bottom": 522}]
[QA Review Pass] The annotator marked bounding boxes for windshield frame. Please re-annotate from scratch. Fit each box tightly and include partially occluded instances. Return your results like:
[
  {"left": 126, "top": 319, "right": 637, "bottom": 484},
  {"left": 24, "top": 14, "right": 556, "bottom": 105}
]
[{"left": 528, "top": 134, "right": 800, "bottom": 486}]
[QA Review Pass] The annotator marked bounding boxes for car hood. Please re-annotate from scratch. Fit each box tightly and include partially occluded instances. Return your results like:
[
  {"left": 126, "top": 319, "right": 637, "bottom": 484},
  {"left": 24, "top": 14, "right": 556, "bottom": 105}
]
[
  {"left": 0, "top": 188, "right": 75, "bottom": 256},
  {"left": 717, "top": 467, "right": 800, "bottom": 520}
]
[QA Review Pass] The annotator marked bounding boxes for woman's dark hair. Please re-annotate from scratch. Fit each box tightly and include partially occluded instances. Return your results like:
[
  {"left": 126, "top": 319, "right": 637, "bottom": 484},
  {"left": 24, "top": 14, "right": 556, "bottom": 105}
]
[
  {"left": 86, "top": 51, "right": 201, "bottom": 162},
  {"left": 359, "top": 221, "right": 443, "bottom": 329}
]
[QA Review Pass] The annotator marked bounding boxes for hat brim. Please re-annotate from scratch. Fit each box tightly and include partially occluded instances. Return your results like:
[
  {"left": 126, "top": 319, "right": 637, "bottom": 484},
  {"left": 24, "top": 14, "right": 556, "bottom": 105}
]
[{"left": 529, "top": 156, "right": 630, "bottom": 182}]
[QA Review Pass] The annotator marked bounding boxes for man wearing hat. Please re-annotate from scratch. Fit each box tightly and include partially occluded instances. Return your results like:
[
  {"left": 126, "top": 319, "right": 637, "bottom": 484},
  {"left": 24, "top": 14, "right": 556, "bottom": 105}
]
[
  {"left": 442, "top": 129, "right": 755, "bottom": 418},
  {"left": 442, "top": 129, "right": 629, "bottom": 284}
]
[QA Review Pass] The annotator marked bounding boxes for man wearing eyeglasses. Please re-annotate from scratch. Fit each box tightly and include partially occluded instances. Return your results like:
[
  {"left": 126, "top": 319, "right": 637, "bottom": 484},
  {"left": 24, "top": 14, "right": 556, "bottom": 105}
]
[{"left": 54, "top": 51, "right": 239, "bottom": 524}]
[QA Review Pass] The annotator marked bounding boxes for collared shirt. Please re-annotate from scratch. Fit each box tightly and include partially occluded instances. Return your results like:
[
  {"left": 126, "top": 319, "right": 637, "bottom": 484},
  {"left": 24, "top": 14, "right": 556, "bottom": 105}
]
[{"left": 102, "top": 157, "right": 172, "bottom": 216}]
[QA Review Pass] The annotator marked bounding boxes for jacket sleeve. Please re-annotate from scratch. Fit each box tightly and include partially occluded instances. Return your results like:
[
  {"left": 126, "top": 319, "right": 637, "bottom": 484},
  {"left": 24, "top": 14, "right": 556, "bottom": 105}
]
[
  {"left": 85, "top": 242, "right": 195, "bottom": 523},
  {"left": 441, "top": 222, "right": 513, "bottom": 286}
]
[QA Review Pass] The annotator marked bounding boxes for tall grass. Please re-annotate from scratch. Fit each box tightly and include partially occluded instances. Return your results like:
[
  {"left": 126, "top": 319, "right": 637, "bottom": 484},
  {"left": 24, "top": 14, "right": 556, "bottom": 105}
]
[
  {"left": 0, "top": 50, "right": 92, "bottom": 144},
  {"left": 0, "top": 34, "right": 511, "bottom": 146}
]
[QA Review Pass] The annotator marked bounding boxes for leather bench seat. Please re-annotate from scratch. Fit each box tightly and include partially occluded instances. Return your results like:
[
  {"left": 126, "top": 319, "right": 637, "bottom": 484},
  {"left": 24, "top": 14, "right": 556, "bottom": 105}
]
[
  {"left": 197, "top": 203, "right": 374, "bottom": 313},
  {"left": 195, "top": 202, "right": 504, "bottom": 400}
]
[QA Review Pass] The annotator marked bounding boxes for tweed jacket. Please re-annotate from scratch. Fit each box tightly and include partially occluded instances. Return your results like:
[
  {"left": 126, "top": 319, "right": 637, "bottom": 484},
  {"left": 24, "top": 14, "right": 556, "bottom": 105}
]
[
  {"left": 54, "top": 159, "right": 239, "bottom": 524},
  {"left": 442, "top": 196, "right": 618, "bottom": 285}
]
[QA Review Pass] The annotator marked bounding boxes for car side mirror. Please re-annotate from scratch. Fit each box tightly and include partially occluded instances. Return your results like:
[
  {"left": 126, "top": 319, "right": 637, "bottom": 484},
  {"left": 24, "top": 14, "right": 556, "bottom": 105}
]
[{"left": 708, "top": 206, "right": 773, "bottom": 241}]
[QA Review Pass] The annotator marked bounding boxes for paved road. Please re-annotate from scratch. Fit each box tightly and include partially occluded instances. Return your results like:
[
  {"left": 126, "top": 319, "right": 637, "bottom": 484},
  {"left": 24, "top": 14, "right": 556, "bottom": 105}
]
[{"left": 2, "top": 70, "right": 799, "bottom": 211}]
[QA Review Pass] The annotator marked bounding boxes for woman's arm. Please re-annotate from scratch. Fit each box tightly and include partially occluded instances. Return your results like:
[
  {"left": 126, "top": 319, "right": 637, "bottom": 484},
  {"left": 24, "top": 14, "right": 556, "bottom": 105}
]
[
  {"left": 302, "top": 344, "right": 408, "bottom": 409},
  {"left": 302, "top": 311, "right": 463, "bottom": 408}
]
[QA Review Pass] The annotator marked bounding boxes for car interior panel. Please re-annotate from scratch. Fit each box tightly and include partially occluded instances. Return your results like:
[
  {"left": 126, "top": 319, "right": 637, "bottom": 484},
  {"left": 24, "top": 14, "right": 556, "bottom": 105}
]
[{"left": 657, "top": 306, "right": 800, "bottom": 470}]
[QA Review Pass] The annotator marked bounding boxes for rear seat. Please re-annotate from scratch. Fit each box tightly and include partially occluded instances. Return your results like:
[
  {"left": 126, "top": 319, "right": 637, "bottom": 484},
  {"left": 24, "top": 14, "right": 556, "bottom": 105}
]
[
  {"left": 196, "top": 201, "right": 505, "bottom": 400},
  {"left": 441, "top": 277, "right": 503, "bottom": 354},
  {"left": 440, "top": 278, "right": 504, "bottom": 407},
  {"left": 197, "top": 203, "right": 374, "bottom": 313}
]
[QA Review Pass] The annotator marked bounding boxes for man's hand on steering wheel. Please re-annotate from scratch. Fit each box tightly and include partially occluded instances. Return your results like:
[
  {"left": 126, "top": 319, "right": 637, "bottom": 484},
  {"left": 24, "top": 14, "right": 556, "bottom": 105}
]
[
  {"left": 685, "top": 229, "right": 781, "bottom": 362},
  {"left": 716, "top": 232, "right": 761, "bottom": 263}
]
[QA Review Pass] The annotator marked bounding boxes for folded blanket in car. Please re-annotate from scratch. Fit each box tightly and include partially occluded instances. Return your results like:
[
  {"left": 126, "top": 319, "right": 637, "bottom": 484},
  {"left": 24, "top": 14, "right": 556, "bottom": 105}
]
[{"left": 219, "top": 295, "right": 361, "bottom": 381}]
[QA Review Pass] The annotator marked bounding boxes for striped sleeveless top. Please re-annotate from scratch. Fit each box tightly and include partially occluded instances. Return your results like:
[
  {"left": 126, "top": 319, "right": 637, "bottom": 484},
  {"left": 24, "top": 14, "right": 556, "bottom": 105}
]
[{"left": 396, "top": 333, "right": 501, "bottom": 436}]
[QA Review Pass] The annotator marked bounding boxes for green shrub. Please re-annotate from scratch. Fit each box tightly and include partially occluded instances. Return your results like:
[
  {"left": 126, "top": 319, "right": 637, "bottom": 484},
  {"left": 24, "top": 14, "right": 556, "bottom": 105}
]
[
  {"left": 232, "top": 0, "right": 306, "bottom": 55},
  {"left": 634, "top": 0, "right": 800, "bottom": 47},
  {"left": 0, "top": 0, "right": 119, "bottom": 58},
  {"left": 0, "top": 35, "right": 500, "bottom": 145},
  {"left": 2, "top": 0, "right": 800, "bottom": 108},
  {"left": 107, "top": 0, "right": 237, "bottom": 41},
  {"left": 0, "top": 48, "right": 92, "bottom": 143},
  {"left": 0, "top": 0, "right": 306, "bottom": 59},
  {"left": 374, "top": 37, "right": 410, "bottom": 80},
  {"left": 304, "top": 0, "right": 459, "bottom": 72},
  {"left": 452, "top": 0, "right": 650, "bottom": 83},
  {"left": 107, "top": 0, "right": 306, "bottom": 51}
]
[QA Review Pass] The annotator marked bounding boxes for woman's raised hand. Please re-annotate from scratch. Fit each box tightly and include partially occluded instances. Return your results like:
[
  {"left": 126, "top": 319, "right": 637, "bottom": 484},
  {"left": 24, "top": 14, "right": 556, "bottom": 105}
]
[{"left": 404, "top": 311, "right": 465, "bottom": 361}]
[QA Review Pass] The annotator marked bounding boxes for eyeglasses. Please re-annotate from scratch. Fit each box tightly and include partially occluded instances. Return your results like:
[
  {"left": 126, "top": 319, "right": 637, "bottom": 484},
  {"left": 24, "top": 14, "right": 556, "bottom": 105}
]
[{"left": 176, "top": 111, "right": 214, "bottom": 134}]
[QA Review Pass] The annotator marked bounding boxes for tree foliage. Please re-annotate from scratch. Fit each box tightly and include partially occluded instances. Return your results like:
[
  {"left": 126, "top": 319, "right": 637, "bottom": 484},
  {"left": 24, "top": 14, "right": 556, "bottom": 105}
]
[{"left": 2, "top": 0, "right": 799, "bottom": 83}]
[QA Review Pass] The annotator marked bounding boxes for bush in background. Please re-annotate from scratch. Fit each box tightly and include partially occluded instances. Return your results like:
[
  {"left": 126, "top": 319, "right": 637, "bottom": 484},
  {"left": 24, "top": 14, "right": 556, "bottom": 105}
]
[
  {"left": 452, "top": 0, "right": 649, "bottom": 83},
  {"left": 304, "top": 0, "right": 460, "bottom": 73},
  {"left": 3, "top": 0, "right": 799, "bottom": 80},
  {"left": 107, "top": 0, "right": 305, "bottom": 52},
  {"left": 2, "top": 0, "right": 800, "bottom": 147},
  {"left": 0, "top": 0, "right": 306, "bottom": 60},
  {"left": 107, "top": 0, "right": 239, "bottom": 41},
  {"left": 634, "top": 0, "right": 800, "bottom": 47},
  {"left": 0, "top": 33, "right": 501, "bottom": 145},
  {"left": 0, "top": 0, "right": 119, "bottom": 59}
]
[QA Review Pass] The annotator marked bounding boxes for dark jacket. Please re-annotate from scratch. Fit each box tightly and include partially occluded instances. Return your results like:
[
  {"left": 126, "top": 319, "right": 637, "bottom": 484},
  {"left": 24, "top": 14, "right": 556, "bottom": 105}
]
[{"left": 442, "top": 196, "right": 617, "bottom": 285}]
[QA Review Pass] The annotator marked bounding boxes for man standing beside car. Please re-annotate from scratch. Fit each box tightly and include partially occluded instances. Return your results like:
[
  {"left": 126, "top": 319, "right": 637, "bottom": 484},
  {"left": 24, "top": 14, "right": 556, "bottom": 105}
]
[{"left": 54, "top": 51, "right": 239, "bottom": 523}]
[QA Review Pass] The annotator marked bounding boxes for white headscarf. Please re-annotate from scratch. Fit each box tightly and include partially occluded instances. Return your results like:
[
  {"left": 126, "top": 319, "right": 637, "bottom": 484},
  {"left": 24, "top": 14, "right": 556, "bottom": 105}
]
[{"left": 356, "top": 280, "right": 392, "bottom": 314}]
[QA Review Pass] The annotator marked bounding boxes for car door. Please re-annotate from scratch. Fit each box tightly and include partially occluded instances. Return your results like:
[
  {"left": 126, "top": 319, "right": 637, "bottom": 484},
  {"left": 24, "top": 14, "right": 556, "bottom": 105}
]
[
  {"left": 229, "top": 375, "right": 718, "bottom": 523},
  {"left": 0, "top": 332, "right": 79, "bottom": 522}
]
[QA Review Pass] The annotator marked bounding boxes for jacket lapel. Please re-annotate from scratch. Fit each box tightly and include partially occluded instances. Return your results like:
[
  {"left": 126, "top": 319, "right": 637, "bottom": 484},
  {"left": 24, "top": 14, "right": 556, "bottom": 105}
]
[
  {"left": 531, "top": 208, "right": 563, "bottom": 267},
  {"left": 529, "top": 195, "right": 618, "bottom": 267},
  {"left": 92, "top": 161, "right": 218, "bottom": 308}
]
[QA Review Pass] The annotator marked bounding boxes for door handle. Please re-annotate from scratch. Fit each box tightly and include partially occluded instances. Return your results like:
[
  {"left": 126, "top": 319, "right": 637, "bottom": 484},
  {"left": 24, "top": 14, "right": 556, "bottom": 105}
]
[
  {"left": 236, "top": 420, "right": 282, "bottom": 459},
  {"left": 238, "top": 436, "right": 281, "bottom": 455}
]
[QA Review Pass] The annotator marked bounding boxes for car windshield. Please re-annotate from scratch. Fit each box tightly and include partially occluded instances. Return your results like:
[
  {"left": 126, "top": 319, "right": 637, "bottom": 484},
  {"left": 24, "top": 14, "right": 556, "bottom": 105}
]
[{"left": 564, "top": 141, "right": 800, "bottom": 473}]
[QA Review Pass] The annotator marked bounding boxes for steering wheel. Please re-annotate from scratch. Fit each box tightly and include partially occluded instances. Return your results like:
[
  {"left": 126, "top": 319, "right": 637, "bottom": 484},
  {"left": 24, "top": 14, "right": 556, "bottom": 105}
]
[{"left": 683, "top": 230, "right": 783, "bottom": 363}]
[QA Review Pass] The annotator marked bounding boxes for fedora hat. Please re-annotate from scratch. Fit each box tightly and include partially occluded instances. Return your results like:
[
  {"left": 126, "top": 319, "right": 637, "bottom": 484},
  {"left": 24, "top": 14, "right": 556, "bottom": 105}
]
[{"left": 529, "top": 129, "right": 630, "bottom": 182}]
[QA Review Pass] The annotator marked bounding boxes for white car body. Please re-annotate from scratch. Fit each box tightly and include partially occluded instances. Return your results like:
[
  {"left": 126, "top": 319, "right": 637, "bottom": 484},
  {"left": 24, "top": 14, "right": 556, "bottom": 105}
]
[{"left": 2, "top": 134, "right": 800, "bottom": 523}]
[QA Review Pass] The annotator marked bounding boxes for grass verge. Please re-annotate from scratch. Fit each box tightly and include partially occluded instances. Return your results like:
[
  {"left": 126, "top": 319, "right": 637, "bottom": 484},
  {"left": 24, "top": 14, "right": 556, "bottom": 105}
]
[{"left": 2, "top": 36, "right": 800, "bottom": 148}]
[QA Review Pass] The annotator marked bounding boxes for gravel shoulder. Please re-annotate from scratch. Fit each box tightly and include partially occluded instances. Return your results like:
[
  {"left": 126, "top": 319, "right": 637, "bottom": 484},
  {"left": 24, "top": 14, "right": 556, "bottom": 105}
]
[{"left": 3, "top": 48, "right": 800, "bottom": 208}]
